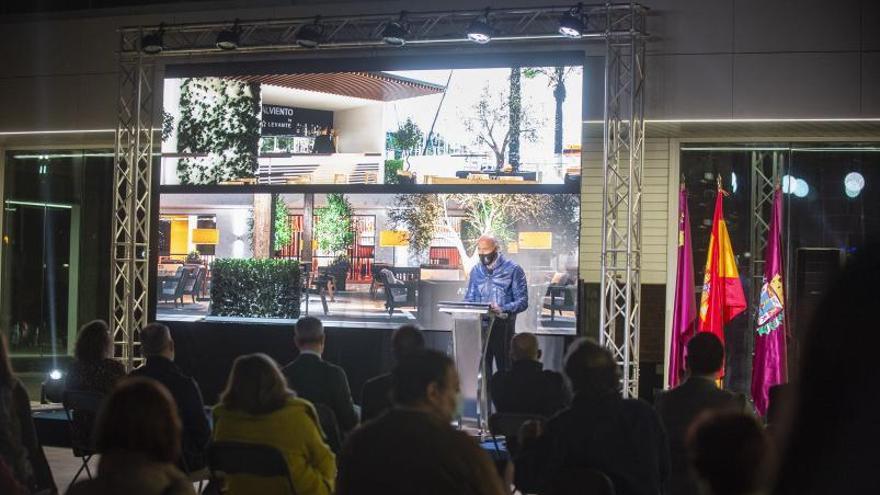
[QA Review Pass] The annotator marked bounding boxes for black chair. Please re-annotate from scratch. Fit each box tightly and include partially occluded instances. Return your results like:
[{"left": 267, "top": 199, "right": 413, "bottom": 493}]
[
  {"left": 381, "top": 269, "right": 409, "bottom": 316},
  {"left": 208, "top": 441, "right": 297, "bottom": 495},
  {"left": 547, "top": 468, "right": 615, "bottom": 495},
  {"left": 369, "top": 263, "right": 393, "bottom": 299},
  {"left": 543, "top": 284, "right": 577, "bottom": 321},
  {"left": 488, "top": 412, "right": 545, "bottom": 458},
  {"left": 312, "top": 403, "right": 343, "bottom": 454},
  {"left": 182, "top": 266, "right": 206, "bottom": 304},
  {"left": 160, "top": 266, "right": 189, "bottom": 308},
  {"left": 62, "top": 390, "right": 105, "bottom": 491}
]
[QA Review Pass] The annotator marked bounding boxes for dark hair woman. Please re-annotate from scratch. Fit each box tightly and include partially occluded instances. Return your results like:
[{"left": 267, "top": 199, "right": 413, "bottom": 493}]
[
  {"left": 213, "top": 353, "right": 335, "bottom": 495},
  {"left": 66, "top": 320, "right": 125, "bottom": 394},
  {"left": 0, "top": 333, "right": 56, "bottom": 493},
  {"left": 68, "top": 377, "right": 194, "bottom": 495}
]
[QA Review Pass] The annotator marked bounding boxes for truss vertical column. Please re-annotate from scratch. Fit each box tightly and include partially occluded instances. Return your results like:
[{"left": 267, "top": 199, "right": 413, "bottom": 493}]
[
  {"left": 599, "top": 2, "right": 646, "bottom": 398},
  {"left": 747, "top": 151, "right": 782, "bottom": 382},
  {"left": 112, "top": 32, "right": 154, "bottom": 371}
]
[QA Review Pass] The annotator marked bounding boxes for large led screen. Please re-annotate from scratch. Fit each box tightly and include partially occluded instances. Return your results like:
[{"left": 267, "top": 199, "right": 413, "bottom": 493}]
[{"left": 156, "top": 63, "right": 583, "bottom": 334}]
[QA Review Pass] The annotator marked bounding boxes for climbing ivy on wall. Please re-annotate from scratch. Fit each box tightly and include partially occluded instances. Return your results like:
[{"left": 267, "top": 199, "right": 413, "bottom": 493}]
[{"left": 176, "top": 77, "right": 261, "bottom": 184}]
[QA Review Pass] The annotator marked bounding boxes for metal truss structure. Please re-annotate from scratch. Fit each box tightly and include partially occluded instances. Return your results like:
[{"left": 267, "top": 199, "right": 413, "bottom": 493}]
[
  {"left": 113, "top": 47, "right": 154, "bottom": 370},
  {"left": 746, "top": 151, "right": 783, "bottom": 375},
  {"left": 598, "top": 4, "right": 647, "bottom": 398},
  {"left": 118, "top": 4, "right": 646, "bottom": 56},
  {"left": 113, "top": 3, "right": 649, "bottom": 388}
]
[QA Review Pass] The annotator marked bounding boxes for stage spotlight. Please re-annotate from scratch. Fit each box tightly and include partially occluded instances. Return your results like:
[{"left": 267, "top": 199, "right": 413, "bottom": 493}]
[
  {"left": 41, "top": 369, "right": 65, "bottom": 404},
  {"left": 467, "top": 9, "right": 493, "bottom": 44},
  {"left": 559, "top": 3, "right": 586, "bottom": 38},
  {"left": 216, "top": 21, "right": 241, "bottom": 50},
  {"left": 296, "top": 18, "right": 324, "bottom": 49},
  {"left": 141, "top": 25, "right": 165, "bottom": 54},
  {"left": 844, "top": 171, "right": 865, "bottom": 198},
  {"left": 382, "top": 12, "right": 409, "bottom": 46},
  {"left": 794, "top": 178, "right": 810, "bottom": 198},
  {"left": 781, "top": 174, "right": 795, "bottom": 194}
]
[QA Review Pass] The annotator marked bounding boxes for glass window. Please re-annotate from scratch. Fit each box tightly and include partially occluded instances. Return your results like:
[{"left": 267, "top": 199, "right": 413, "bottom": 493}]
[
  {"left": 1, "top": 150, "right": 113, "bottom": 357},
  {"left": 680, "top": 142, "right": 880, "bottom": 391}
]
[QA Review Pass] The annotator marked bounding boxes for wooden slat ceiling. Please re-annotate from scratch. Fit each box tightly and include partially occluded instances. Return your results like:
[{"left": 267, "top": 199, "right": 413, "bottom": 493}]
[{"left": 231, "top": 72, "right": 445, "bottom": 102}]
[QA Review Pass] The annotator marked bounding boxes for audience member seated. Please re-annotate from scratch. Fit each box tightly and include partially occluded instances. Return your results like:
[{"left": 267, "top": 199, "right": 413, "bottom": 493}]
[
  {"left": 65, "top": 319, "right": 126, "bottom": 452},
  {"left": 775, "top": 243, "right": 880, "bottom": 495},
  {"left": 0, "top": 334, "right": 55, "bottom": 494},
  {"left": 213, "top": 353, "right": 335, "bottom": 495},
  {"left": 67, "top": 377, "right": 196, "bottom": 495},
  {"left": 360, "top": 324, "right": 424, "bottom": 422},
  {"left": 516, "top": 338, "right": 669, "bottom": 495},
  {"left": 336, "top": 349, "right": 506, "bottom": 495},
  {"left": 490, "top": 332, "right": 569, "bottom": 416},
  {"left": 282, "top": 317, "right": 358, "bottom": 434},
  {"left": 654, "top": 332, "right": 747, "bottom": 495},
  {"left": 66, "top": 319, "right": 126, "bottom": 393},
  {"left": 130, "top": 323, "right": 211, "bottom": 474},
  {"left": 686, "top": 411, "right": 773, "bottom": 495}
]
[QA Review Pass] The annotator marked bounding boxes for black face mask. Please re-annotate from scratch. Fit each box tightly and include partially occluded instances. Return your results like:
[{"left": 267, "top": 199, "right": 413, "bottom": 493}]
[{"left": 479, "top": 250, "right": 498, "bottom": 266}]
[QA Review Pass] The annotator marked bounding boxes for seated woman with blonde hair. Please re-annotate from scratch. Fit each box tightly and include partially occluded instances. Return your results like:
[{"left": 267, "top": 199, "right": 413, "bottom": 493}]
[{"left": 213, "top": 353, "right": 335, "bottom": 495}]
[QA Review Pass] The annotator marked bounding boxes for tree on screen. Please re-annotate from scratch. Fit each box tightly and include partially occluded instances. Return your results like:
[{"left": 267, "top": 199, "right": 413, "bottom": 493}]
[
  {"left": 523, "top": 66, "right": 581, "bottom": 154},
  {"left": 462, "top": 84, "right": 543, "bottom": 171},
  {"left": 314, "top": 193, "right": 354, "bottom": 254},
  {"left": 389, "top": 193, "right": 553, "bottom": 272}
]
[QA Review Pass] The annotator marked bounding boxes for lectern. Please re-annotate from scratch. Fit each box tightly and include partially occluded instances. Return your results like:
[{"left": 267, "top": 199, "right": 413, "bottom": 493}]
[{"left": 437, "top": 301, "right": 505, "bottom": 434}]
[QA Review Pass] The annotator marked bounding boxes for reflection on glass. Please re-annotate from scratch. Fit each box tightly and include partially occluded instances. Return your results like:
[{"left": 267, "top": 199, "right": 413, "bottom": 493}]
[{"left": 1, "top": 151, "right": 112, "bottom": 358}]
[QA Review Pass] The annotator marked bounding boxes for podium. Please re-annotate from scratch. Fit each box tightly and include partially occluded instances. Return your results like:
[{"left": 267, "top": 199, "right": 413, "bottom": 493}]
[{"left": 437, "top": 301, "right": 505, "bottom": 434}]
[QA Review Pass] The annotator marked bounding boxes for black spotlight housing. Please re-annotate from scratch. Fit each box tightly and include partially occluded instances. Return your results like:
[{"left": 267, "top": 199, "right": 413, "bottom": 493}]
[
  {"left": 382, "top": 12, "right": 409, "bottom": 46},
  {"left": 141, "top": 25, "right": 164, "bottom": 54},
  {"left": 216, "top": 20, "right": 241, "bottom": 50},
  {"left": 296, "top": 18, "right": 324, "bottom": 48},
  {"left": 467, "top": 8, "right": 494, "bottom": 44},
  {"left": 558, "top": 3, "right": 586, "bottom": 38}
]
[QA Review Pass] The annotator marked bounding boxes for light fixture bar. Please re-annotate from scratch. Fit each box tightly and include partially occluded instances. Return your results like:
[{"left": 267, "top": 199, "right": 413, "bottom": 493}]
[
  {"left": 119, "top": 3, "right": 648, "bottom": 57},
  {"left": 5, "top": 200, "right": 73, "bottom": 210}
]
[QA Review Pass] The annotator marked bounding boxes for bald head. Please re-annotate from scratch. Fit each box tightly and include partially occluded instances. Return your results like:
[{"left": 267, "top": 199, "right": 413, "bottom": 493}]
[
  {"left": 511, "top": 332, "right": 541, "bottom": 362},
  {"left": 141, "top": 323, "right": 174, "bottom": 359},
  {"left": 476, "top": 235, "right": 499, "bottom": 253}
]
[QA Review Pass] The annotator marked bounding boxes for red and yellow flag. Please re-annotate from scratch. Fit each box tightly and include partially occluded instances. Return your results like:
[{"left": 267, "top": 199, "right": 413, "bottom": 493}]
[{"left": 699, "top": 188, "right": 747, "bottom": 344}]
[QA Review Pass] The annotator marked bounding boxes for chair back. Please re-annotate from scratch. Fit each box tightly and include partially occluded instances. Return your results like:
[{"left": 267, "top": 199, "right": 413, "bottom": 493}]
[
  {"left": 547, "top": 468, "right": 615, "bottom": 495},
  {"left": 208, "top": 441, "right": 296, "bottom": 494},
  {"left": 62, "top": 390, "right": 105, "bottom": 456},
  {"left": 488, "top": 412, "right": 545, "bottom": 456},
  {"left": 312, "top": 403, "right": 343, "bottom": 454}
]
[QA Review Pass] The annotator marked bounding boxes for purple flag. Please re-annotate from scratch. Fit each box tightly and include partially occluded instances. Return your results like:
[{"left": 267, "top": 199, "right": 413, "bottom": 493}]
[
  {"left": 751, "top": 188, "right": 788, "bottom": 416},
  {"left": 668, "top": 185, "right": 696, "bottom": 388}
]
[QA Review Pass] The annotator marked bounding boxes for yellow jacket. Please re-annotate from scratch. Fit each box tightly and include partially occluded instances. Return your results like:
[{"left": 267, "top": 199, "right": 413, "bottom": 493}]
[{"left": 212, "top": 396, "right": 336, "bottom": 495}]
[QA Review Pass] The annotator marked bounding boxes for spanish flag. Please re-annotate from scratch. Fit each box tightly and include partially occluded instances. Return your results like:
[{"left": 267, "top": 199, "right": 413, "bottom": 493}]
[{"left": 698, "top": 187, "right": 747, "bottom": 343}]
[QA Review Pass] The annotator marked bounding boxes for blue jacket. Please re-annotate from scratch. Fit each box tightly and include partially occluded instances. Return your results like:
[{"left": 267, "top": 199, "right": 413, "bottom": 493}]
[{"left": 464, "top": 254, "right": 529, "bottom": 315}]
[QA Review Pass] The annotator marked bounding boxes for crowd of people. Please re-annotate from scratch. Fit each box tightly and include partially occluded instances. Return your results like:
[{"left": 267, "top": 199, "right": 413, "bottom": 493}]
[{"left": 0, "top": 244, "right": 877, "bottom": 494}]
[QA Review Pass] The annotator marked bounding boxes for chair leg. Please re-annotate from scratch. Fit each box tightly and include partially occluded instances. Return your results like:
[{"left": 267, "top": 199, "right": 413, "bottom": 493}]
[{"left": 68, "top": 456, "right": 92, "bottom": 492}]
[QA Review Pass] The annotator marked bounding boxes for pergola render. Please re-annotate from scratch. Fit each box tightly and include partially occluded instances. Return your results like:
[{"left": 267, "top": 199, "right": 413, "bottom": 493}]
[{"left": 112, "top": 2, "right": 649, "bottom": 397}]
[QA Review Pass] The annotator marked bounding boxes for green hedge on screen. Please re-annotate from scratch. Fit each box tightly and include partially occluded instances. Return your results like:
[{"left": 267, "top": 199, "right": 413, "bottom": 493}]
[{"left": 210, "top": 258, "right": 301, "bottom": 319}]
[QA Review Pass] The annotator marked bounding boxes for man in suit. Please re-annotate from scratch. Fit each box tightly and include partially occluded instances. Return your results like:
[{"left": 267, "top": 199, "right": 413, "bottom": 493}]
[
  {"left": 282, "top": 316, "right": 358, "bottom": 434},
  {"left": 654, "top": 332, "right": 749, "bottom": 495},
  {"left": 360, "top": 324, "right": 424, "bottom": 422},
  {"left": 337, "top": 349, "right": 506, "bottom": 495},
  {"left": 130, "top": 323, "right": 211, "bottom": 473},
  {"left": 516, "top": 338, "right": 670, "bottom": 495},
  {"left": 490, "top": 332, "right": 569, "bottom": 417}
]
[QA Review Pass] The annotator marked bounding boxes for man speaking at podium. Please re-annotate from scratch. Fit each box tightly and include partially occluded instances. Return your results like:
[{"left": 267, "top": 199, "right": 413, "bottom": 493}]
[{"left": 464, "top": 235, "right": 528, "bottom": 373}]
